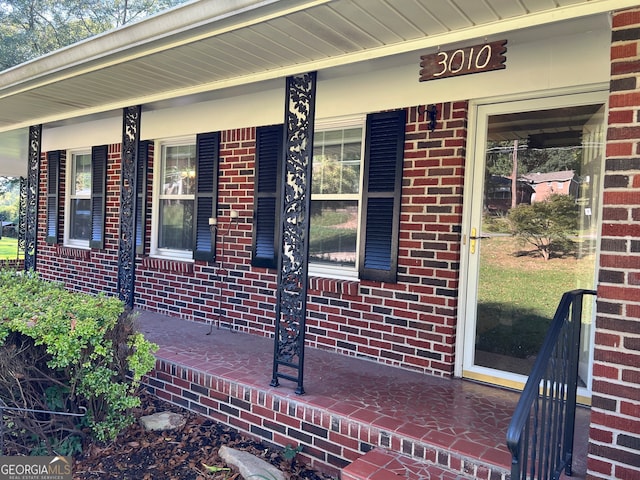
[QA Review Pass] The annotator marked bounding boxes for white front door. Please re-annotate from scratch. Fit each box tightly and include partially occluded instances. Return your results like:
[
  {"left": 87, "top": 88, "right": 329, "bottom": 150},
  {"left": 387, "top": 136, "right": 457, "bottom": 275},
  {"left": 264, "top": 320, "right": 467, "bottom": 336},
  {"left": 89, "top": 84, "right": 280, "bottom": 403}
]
[{"left": 458, "top": 91, "right": 607, "bottom": 400}]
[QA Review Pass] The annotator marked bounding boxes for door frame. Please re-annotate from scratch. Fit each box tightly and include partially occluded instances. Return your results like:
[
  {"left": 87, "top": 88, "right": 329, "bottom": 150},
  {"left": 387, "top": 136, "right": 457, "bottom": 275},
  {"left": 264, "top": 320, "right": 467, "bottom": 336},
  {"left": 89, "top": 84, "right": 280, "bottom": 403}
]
[{"left": 455, "top": 86, "right": 609, "bottom": 399}]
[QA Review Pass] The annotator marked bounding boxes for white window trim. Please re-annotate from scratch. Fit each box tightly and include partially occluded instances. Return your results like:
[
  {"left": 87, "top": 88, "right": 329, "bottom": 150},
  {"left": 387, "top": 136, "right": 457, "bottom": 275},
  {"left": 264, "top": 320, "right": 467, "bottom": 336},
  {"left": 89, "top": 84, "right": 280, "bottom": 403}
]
[
  {"left": 308, "top": 114, "right": 365, "bottom": 280},
  {"left": 150, "top": 136, "right": 196, "bottom": 261},
  {"left": 64, "top": 149, "right": 91, "bottom": 249}
]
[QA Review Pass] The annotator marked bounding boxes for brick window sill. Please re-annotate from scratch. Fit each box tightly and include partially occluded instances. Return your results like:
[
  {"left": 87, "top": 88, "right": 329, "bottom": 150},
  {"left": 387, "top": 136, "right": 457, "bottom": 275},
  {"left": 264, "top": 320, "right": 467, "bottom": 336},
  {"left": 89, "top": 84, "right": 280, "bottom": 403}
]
[
  {"left": 57, "top": 245, "right": 91, "bottom": 260},
  {"left": 308, "top": 276, "right": 359, "bottom": 296},
  {"left": 142, "top": 256, "right": 194, "bottom": 274}
]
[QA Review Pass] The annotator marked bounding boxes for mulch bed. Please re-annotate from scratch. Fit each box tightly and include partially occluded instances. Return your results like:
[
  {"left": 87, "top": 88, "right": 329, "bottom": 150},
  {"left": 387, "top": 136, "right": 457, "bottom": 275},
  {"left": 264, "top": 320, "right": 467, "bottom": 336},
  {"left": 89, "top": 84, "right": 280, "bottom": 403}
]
[{"left": 72, "top": 391, "right": 336, "bottom": 479}]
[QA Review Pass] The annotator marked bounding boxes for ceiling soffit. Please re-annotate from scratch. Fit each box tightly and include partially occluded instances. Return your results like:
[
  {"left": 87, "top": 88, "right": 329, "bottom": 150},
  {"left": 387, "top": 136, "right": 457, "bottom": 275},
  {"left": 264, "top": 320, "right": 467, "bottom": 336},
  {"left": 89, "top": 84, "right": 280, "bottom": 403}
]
[{"left": 0, "top": 0, "right": 631, "bottom": 132}]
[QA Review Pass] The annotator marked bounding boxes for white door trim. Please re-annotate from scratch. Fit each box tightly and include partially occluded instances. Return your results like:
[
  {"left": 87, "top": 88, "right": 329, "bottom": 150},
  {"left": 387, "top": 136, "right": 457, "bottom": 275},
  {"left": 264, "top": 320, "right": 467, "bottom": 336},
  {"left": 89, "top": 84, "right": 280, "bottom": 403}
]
[{"left": 454, "top": 86, "right": 609, "bottom": 392}]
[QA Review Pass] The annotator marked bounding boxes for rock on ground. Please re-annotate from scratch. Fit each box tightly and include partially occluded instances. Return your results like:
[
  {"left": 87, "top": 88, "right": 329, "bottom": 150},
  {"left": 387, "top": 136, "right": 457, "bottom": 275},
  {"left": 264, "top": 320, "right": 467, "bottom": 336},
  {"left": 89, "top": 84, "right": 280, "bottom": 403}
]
[
  {"left": 139, "top": 411, "right": 186, "bottom": 431},
  {"left": 219, "top": 445, "right": 285, "bottom": 480}
]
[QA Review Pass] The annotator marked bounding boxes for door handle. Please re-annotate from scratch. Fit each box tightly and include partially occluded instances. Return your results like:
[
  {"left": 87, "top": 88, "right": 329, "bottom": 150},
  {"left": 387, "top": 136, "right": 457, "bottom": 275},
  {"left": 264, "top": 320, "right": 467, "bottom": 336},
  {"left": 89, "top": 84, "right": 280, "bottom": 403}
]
[
  {"left": 470, "top": 228, "right": 477, "bottom": 254},
  {"left": 469, "top": 228, "right": 489, "bottom": 254}
]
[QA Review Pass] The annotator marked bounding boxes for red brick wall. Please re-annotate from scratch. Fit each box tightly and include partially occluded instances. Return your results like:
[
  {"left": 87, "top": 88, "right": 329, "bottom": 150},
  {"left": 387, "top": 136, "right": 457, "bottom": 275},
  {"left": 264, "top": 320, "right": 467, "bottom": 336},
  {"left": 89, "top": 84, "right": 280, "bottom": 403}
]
[
  {"left": 134, "top": 129, "right": 258, "bottom": 323},
  {"left": 36, "top": 103, "right": 467, "bottom": 378},
  {"left": 0, "top": 259, "right": 24, "bottom": 270},
  {"left": 303, "top": 103, "right": 466, "bottom": 376},
  {"left": 37, "top": 145, "right": 120, "bottom": 296},
  {"left": 589, "top": 7, "right": 640, "bottom": 480}
]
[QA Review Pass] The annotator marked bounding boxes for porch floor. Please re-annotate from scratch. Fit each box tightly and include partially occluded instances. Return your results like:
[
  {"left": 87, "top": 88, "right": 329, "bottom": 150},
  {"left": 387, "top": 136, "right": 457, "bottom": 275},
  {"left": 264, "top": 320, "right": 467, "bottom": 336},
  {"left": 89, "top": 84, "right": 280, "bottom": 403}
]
[{"left": 136, "top": 310, "right": 589, "bottom": 479}]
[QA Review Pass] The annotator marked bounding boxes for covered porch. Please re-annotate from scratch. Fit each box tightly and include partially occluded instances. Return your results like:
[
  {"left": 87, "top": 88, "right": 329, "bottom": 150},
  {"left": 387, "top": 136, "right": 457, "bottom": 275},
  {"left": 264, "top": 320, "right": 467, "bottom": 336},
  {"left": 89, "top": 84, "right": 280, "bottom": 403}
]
[{"left": 136, "top": 310, "right": 590, "bottom": 479}]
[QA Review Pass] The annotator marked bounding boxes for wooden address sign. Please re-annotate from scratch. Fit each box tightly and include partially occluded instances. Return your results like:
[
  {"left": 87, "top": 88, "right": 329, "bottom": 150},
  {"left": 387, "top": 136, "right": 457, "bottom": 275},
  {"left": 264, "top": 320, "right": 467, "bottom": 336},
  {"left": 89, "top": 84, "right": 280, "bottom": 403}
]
[{"left": 420, "top": 40, "right": 507, "bottom": 81}]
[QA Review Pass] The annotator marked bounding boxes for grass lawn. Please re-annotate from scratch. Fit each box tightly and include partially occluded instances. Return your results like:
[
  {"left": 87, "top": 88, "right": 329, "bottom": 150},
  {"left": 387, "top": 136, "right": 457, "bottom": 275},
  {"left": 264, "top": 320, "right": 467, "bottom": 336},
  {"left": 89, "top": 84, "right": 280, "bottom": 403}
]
[
  {"left": 476, "top": 235, "right": 595, "bottom": 357},
  {"left": 0, "top": 236, "right": 21, "bottom": 260}
]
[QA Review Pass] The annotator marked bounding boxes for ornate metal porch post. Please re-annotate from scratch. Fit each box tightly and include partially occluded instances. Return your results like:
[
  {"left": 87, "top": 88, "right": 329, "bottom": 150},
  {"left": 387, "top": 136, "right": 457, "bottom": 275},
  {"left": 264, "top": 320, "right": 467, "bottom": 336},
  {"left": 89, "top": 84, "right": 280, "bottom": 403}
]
[
  {"left": 270, "top": 72, "right": 317, "bottom": 394},
  {"left": 24, "top": 125, "right": 42, "bottom": 271},
  {"left": 117, "top": 106, "right": 141, "bottom": 309},
  {"left": 18, "top": 177, "right": 27, "bottom": 260}
]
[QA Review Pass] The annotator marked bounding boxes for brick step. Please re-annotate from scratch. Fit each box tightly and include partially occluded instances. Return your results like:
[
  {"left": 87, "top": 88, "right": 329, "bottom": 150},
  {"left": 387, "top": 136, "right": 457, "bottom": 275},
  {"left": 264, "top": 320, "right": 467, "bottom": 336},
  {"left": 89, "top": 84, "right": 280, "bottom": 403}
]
[{"left": 341, "top": 448, "right": 477, "bottom": 480}]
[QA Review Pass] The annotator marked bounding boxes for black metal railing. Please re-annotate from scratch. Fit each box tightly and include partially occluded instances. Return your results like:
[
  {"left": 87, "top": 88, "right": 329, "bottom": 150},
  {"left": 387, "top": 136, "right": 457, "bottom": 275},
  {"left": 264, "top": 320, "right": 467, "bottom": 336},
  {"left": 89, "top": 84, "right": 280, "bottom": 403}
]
[{"left": 506, "top": 289, "right": 596, "bottom": 480}]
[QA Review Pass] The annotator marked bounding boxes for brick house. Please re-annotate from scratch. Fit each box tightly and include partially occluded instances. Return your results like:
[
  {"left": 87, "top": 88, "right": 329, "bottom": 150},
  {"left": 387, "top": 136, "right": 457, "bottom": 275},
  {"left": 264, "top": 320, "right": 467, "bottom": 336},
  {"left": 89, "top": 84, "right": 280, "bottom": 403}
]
[
  {"left": 520, "top": 170, "right": 578, "bottom": 203},
  {"left": 0, "top": 1, "right": 639, "bottom": 478}
]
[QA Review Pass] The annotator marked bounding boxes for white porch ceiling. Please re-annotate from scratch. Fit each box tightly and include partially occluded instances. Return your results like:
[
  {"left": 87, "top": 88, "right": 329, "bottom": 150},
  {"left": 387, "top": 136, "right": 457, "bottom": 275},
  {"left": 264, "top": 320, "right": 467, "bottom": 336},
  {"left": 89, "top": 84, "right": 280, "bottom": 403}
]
[{"left": 0, "top": 0, "right": 632, "bottom": 135}]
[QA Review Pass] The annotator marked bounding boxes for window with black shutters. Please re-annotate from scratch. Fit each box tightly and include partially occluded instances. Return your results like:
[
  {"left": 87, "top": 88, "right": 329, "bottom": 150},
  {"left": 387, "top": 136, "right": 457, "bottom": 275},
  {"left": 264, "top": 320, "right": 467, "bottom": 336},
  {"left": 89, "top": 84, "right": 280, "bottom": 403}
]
[
  {"left": 151, "top": 133, "right": 220, "bottom": 261},
  {"left": 251, "top": 110, "right": 406, "bottom": 282},
  {"left": 65, "top": 150, "right": 92, "bottom": 247},
  {"left": 310, "top": 117, "right": 364, "bottom": 279}
]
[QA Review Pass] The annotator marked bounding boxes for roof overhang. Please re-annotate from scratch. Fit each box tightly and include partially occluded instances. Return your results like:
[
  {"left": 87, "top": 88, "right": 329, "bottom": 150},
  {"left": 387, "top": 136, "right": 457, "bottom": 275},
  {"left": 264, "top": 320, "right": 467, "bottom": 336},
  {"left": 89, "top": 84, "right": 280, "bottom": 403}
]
[
  {"left": 0, "top": 0, "right": 634, "bottom": 174},
  {"left": 1, "top": 0, "right": 633, "bottom": 132}
]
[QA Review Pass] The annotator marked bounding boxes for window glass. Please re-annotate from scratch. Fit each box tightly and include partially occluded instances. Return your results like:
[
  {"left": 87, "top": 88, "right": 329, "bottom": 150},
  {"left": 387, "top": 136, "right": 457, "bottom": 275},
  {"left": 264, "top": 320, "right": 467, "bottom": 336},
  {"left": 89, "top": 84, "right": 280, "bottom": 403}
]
[
  {"left": 309, "top": 199, "right": 358, "bottom": 266},
  {"left": 312, "top": 128, "right": 361, "bottom": 195},
  {"left": 68, "top": 153, "right": 91, "bottom": 242},
  {"left": 310, "top": 126, "right": 363, "bottom": 269},
  {"left": 158, "top": 144, "right": 196, "bottom": 252}
]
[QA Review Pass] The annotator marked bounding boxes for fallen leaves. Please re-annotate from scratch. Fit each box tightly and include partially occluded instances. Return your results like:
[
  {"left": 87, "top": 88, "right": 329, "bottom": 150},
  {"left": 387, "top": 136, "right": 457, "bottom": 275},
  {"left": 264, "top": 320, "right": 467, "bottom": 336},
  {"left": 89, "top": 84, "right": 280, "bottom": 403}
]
[{"left": 72, "top": 391, "right": 333, "bottom": 479}]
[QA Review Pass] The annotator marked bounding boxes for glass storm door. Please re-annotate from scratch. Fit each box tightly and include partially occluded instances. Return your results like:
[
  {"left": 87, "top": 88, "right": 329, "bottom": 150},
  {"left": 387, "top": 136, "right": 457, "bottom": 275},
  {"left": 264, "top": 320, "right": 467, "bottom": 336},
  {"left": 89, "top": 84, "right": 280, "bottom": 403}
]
[{"left": 461, "top": 92, "right": 606, "bottom": 397}]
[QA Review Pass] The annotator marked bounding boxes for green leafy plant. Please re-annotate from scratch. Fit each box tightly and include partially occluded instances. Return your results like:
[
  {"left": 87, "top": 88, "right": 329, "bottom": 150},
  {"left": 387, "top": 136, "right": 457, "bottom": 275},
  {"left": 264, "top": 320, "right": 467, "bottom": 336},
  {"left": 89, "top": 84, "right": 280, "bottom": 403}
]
[
  {"left": 202, "top": 463, "right": 231, "bottom": 473},
  {"left": 0, "top": 270, "right": 158, "bottom": 454},
  {"left": 30, "top": 432, "right": 84, "bottom": 457},
  {"left": 508, "top": 194, "right": 578, "bottom": 260},
  {"left": 282, "top": 444, "right": 303, "bottom": 463}
]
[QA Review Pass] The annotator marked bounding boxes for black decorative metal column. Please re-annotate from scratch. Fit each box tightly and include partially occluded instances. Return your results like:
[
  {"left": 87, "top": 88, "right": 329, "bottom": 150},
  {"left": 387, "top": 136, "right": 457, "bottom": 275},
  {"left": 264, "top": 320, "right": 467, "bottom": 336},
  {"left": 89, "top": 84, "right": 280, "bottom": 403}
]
[
  {"left": 270, "top": 72, "right": 317, "bottom": 394},
  {"left": 24, "top": 125, "right": 42, "bottom": 271},
  {"left": 17, "top": 177, "right": 27, "bottom": 260},
  {"left": 117, "top": 106, "right": 142, "bottom": 309}
]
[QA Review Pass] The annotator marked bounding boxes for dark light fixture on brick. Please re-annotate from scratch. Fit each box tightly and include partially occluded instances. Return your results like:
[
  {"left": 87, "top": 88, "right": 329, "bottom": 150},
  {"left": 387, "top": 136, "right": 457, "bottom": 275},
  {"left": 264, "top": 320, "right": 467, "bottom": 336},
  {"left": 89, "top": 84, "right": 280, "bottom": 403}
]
[{"left": 418, "top": 104, "right": 438, "bottom": 131}]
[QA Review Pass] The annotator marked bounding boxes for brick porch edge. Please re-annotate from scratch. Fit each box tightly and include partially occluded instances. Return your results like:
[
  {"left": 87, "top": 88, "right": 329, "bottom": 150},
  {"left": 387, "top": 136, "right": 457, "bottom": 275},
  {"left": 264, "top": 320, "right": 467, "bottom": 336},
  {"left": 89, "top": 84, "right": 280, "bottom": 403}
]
[{"left": 143, "top": 358, "right": 510, "bottom": 479}]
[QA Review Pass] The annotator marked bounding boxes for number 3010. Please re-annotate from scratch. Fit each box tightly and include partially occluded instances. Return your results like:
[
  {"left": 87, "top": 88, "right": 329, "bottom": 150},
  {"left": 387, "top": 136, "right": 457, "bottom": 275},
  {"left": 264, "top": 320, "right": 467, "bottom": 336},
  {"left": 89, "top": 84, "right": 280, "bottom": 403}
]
[
  {"left": 419, "top": 40, "right": 507, "bottom": 82},
  {"left": 433, "top": 44, "right": 493, "bottom": 77}
]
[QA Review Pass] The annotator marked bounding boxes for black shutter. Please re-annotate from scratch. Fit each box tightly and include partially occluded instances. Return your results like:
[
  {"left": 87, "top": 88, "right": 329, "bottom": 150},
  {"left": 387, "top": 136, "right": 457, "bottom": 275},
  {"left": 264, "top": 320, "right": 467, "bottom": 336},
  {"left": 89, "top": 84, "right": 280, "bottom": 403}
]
[
  {"left": 45, "top": 151, "right": 62, "bottom": 244},
  {"left": 251, "top": 125, "right": 283, "bottom": 269},
  {"left": 135, "top": 141, "right": 150, "bottom": 255},
  {"left": 90, "top": 145, "right": 108, "bottom": 249},
  {"left": 193, "top": 132, "right": 220, "bottom": 261},
  {"left": 358, "top": 110, "right": 406, "bottom": 282}
]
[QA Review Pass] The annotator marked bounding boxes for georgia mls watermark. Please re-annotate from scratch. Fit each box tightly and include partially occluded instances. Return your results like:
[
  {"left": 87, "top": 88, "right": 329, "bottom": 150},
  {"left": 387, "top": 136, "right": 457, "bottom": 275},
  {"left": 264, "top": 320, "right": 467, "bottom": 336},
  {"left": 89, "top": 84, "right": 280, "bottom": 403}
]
[{"left": 0, "top": 456, "right": 72, "bottom": 480}]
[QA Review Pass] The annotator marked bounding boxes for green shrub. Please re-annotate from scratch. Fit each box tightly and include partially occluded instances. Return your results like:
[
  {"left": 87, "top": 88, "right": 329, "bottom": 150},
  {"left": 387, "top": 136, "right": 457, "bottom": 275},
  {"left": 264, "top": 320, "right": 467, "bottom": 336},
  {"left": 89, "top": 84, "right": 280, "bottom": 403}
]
[
  {"left": 0, "top": 270, "right": 158, "bottom": 454},
  {"left": 508, "top": 194, "right": 578, "bottom": 260}
]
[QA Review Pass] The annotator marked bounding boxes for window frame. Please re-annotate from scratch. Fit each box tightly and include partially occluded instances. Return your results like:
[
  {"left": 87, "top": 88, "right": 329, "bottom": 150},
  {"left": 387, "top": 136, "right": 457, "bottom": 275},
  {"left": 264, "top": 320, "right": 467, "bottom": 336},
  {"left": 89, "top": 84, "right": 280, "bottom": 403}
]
[
  {"left": 150, "top": 136, "right": 197, "bottom": 261},
  {"left": 64, "top": 149, "right": 92, "bottom": 248},
  {"left": 308, "top": 115, "right": 366, "bottom": 280}
]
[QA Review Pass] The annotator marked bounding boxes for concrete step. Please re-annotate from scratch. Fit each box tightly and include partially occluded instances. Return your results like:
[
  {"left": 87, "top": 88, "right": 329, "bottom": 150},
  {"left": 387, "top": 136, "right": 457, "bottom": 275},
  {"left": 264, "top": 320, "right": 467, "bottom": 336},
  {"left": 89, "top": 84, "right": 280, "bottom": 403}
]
[{"left": 341, "top": 448, "right": 477, "bottom": 480}]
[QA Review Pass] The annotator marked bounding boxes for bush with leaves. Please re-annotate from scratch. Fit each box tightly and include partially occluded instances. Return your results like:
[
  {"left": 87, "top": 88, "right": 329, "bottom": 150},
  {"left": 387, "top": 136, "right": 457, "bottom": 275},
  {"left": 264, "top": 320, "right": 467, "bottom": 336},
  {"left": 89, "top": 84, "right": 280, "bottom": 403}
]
[
  {"left": 0, "top": 270, "right": 157, "bottom": 455},
  {"left": 508, "top": 194, "right": 579, "bottom": 260}
]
